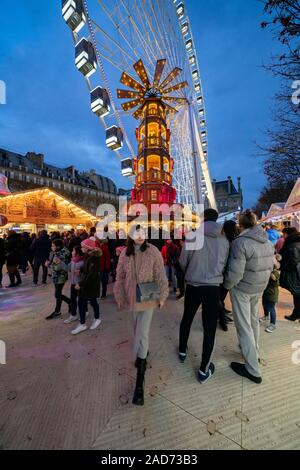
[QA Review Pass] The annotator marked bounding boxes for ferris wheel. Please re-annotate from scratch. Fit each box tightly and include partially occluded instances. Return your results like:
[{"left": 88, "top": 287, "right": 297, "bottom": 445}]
[{"left": 62, "top": 0, "right": 216, "bottom": 210}]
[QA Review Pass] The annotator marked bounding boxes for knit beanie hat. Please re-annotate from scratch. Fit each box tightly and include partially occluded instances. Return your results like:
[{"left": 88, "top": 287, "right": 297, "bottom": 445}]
[{"left": 81, "top": 237, "right": 97, "bottom": 250}]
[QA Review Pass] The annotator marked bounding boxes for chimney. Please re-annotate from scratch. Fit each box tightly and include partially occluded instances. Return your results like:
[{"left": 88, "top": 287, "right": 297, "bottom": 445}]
[
  {"left": 26, "top": 152, "right": 44, "bottom": 170},
  {"left": 227, "top": 176, "right": 232, "bottom": 194},
  {"left": 237, "top": 176, "right": 241, "bottom": 193}
]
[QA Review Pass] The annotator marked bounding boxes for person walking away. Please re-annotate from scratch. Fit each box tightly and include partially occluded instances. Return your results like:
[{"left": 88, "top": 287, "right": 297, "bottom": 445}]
[
  {"left": 31, "top": 230, "right": 51, "bottom": 286},
  {"left": 20, "top": 232, "right": 31, "bottom": 275},
  {"left": 161, "top": 239, "right": 177, "bottom": 292},
  {"left": 45, "top": 239, "right": 70, "bottom": 319},
  {"left": 0, "top": 236, "right": 5, "bottom": 288},
  {"left": 267, "top": 224, "right": 281, "bottom": 246},
  {"left": 64, "top": 245, "right": 84, "bottom": 324},
  {"left": 173, "top": 239, "right": 185, "bottom": 300},
  {"left": 70, "top": 238, "right": 102, "bottom": 335},
  {"left": 218, "top": 220, "right": 240, "bottom": 331},
  {"left": 5, "top": 230, "right": 22, "bottom": 288},
  {"left": 279, "top": 228, "right": 300, "bottom": 322},
  {"left": 179, "top": 209, "right": 230, "bottom": 383},
  {"left": 114, "top": 225, "right": 169, "bottom": 406},
  {"left": 224, "top": 210, "right": 274, "bottom": 384},
  {"left": 259, "top": 254, "right": 281, "bottom": 333},
  {"left": 98, "top": 237, "right": 111, "bottom": 299}
]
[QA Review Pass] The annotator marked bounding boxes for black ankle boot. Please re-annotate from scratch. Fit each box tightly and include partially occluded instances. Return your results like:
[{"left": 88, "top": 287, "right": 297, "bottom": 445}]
[
  {"left": 135, "top": 351, "right": 149, "bottom": 368},
  {"left": 132, "top": 358, "right": 146, "bottom": 406},
  {"left": 285, "top": 313, "right": 300, "bottom": 322}
]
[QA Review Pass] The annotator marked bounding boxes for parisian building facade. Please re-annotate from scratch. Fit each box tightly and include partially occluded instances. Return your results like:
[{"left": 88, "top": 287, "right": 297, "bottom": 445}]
[
  {"left": 212, "top": 176, "right": 243, "bottom": 214},
  {"left": 0, "top": 147, "right": 119, "bottom": 214}
]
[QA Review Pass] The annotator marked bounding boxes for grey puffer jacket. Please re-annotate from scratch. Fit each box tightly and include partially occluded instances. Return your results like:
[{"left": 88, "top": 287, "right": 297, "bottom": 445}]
[
  {"left": 180, "top": 221, "right": 230, "bottom": 286},
  {"left": 224, "top": 225, "right": 274, "bottom": 295}
]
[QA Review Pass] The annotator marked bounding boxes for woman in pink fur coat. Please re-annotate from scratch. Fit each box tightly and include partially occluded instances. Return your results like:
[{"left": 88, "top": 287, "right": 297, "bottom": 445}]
[{"left": 114, "top": 225, "right": 169, "bottom": 406}]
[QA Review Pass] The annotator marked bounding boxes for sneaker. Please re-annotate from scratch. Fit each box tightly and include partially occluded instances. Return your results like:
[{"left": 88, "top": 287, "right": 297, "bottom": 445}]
[
  {"left": 90, "top": 319, "right": 101, "bottom": 330},
  {"left": 197, "top": 363, "right": 215, "bottom": 384},
  {"left": 178, "top": 351, "right": 187, "bottom": 363},
  {"left": 265, "top": 324, "right": 276, "bottom": 333},
  {"left": 32, "top": 283, "right": 38, "bottom": 287},
  {"left": 176, "top": 294, "right": 184, "bottom": 300},
  {"left": 230, "top": 362, "right": 262, "bottom": 384},
  {"left": 64, "top": 315, "right": 78, "bottom": 324},
  {"left": 45, "top": 312, "right": 61, "bottom": 320},
  {"left": 259, "top": 316, "right": 268, "bottom": 323},
  {"left": 71, "top": 324, "right": 87, "bottom": 335},
  {"left": 225, "top": 315, "right": 234, "bottom": 323},
  {"left": 6, "top": 284, "right": 17, "bottom": 288}
]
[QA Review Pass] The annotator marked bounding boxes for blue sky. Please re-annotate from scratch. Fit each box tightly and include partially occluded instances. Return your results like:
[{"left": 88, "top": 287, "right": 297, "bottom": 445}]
[{"left": 0, "top": 0, "right": 282, "bottom": 207}]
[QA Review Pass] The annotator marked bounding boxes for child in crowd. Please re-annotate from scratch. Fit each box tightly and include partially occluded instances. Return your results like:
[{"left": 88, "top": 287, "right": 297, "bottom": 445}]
[
  {"left": 71, "top": 238, "right": 102, "bottom": 335},
  {"left": 45, "top": 239, "right": 70, "bottom": 320},
  {"left": 260, "top": 254, "right": 281, "bottom": 333},
  {"left": 64, "top": 245, "right": 84, "bottom": 324}
]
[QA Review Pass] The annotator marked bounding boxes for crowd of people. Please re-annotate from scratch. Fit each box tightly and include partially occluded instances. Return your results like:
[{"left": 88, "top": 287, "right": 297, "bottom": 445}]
[{"left": 1, "top": 209, "right": 300, "bottom": 406}]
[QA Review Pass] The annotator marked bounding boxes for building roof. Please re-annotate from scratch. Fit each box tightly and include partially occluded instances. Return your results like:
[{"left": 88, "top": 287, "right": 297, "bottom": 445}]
[
  {"left": 0, "top": 147, "right": 117, "bottom": 194},
  {"left": 214, "top": 180, "right": 239, "bottom": 196}
]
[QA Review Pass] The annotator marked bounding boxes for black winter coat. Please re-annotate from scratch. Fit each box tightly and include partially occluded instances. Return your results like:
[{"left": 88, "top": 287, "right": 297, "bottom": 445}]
[
  {"left": 6, "top": 233, "right": 22, "bottom": 267},
  {"left": 79, "top": 250, "right": 101, "bottom": 299},
  {"left": 280, "top": 233, "right": 300, "bottom": 296},
  {"left": 31, "top": 235, "right": 51, "bottom": 262},
  {"left": 0, "top": 238, "right": 5, "bottom": 265}
]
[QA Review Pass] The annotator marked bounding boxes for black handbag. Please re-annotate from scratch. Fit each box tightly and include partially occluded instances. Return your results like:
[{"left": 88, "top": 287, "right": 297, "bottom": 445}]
[{"left": 134, "top": 257, "right": 160, "bottom": 303}]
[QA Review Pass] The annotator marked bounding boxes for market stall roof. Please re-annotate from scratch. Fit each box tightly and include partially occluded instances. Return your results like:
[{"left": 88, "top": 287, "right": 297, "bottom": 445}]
[
  {"left": 262, "top": 178, "right": 300, "bottom": 223},
  {"left": 285, "top": 178, "right": 300, "bottom": 209},
  {"left": 0, "top": 187, "right": 98, "bottom": 226}
]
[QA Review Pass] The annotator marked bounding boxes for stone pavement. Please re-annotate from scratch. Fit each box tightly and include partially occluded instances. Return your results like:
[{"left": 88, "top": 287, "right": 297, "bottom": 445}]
[{"left": 0, "top": 272, "right": 300, "bottom": 450}]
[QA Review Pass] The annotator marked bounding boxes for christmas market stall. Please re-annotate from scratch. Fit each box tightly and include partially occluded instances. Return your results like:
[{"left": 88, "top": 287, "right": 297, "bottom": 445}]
[
  {"left": 262, "top": 178, "right": 300, "bottom": 230},
  {"left": 0, "top": 187, "right": 98, "bottom": 235}
]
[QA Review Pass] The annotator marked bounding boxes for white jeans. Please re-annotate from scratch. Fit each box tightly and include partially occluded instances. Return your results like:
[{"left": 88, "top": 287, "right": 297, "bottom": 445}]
[
  {"left": 133, "top": 309, "right": 154, "bottom": 359},
  {"left": 230, "top": 287, "right": 261, "bottom": 377}
]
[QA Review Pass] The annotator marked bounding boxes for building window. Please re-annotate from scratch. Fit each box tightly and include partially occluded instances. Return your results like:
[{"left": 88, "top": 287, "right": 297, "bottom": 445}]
[{"left": 151, "top": 190, "right": 157, "bottom": 201}]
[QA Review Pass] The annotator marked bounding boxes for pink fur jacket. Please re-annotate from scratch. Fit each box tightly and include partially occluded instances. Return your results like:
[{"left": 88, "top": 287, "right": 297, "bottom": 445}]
[{"left": 113, "top": 243, "right": 169, "bottom": 312}]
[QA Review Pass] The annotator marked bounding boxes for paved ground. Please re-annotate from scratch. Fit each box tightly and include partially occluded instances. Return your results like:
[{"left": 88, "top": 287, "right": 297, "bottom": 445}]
[{"left": 0, "top": 271, "right": 300, "bottom": 450}]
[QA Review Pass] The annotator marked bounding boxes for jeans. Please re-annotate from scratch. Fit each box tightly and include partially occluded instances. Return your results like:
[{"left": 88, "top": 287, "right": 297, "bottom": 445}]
[
  {"left": 70, "top": 284, "right": 79, "bottom": 317},
  {"left": 165, "top": 265, "right": 177, "bottom": 289},
  {"left": 100, "top": 270, "right": 109, "bottom": 297},
  {"left": 54, "top": 283, "right": 70, "bottom": 313},
  {"left": 33, "top": 259, "right": 48, "bottom": 284},
  {"left": 78, "top": 297, "right": 100, "bottom": 324},
  {"left": 179, "top": 284, "right": 219, "bottom": 373},
  {"left": 262, "top": 297, "right": 276, "bottom": 325}
]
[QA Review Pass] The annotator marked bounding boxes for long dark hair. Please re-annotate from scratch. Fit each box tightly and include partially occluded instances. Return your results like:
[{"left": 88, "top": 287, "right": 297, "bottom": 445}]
[
  {"left": 126, "top": 225, "right": 148, "bottom": 256},
  {"left": 223, "top": 220, "right": 240, "bottom": 242}
]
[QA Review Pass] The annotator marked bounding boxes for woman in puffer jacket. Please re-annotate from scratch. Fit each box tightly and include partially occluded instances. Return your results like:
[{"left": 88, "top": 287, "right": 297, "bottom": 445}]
[
  {"left": 224, "top": 210, "right": 274, "bottom": 384},
  {"left": 279, "top": 228, "right": 300, "bottom": 322},
  {"left": 114, "top": 225, "right": 169, "bottom": 407}
]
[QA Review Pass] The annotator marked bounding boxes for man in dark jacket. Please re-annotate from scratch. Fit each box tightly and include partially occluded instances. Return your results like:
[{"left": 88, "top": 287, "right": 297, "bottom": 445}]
[
  {"left": 179, "top": 209, "right": 230, "bottom": 384},
  {"left": 6, "top": 231, "right": 22, "bottom": 287},
  {"left": 280, "top": 229, "right": 300, "bottom": 321},
  {"left": 31, "top": 230, "right": 51, "bottom": 285}
]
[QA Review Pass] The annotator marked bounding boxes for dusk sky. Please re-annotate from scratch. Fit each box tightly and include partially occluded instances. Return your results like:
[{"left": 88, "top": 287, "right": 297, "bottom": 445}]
[{"left": 0, "top": 0, "right": 283, "bottom": 207}]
